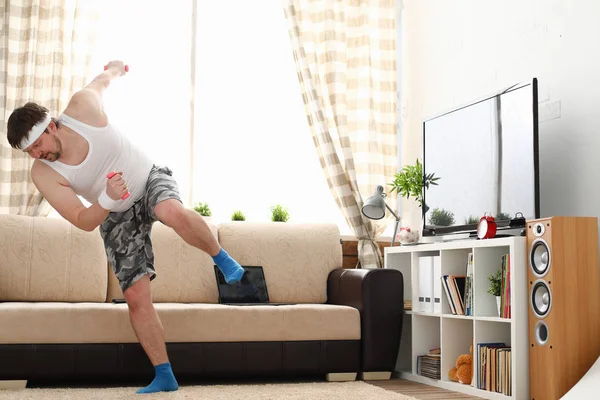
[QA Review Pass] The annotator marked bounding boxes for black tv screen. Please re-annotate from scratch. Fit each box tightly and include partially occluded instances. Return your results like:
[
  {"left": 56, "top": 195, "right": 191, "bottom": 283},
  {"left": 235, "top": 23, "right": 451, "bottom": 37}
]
[{"left": 422, "top": 78, "right": 540, "bottom": 236}]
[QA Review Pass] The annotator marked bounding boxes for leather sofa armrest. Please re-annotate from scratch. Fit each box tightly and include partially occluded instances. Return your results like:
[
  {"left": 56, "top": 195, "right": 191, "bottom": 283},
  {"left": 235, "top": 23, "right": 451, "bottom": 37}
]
[{"left": 327, "top": 268, "right": 404, "bottom": 373}]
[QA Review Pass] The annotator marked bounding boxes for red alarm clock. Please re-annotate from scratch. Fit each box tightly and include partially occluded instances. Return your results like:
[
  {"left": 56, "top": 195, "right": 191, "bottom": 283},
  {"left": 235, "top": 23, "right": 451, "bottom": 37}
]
[{"left": 477, "top": 213, "right": 497, "bottom": 239}]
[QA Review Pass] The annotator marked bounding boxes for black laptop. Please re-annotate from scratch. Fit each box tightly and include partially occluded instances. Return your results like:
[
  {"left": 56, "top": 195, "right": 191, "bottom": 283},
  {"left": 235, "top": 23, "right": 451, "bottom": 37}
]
[{"left": 214, "top": 265, "right": 294, "bottom": 306}]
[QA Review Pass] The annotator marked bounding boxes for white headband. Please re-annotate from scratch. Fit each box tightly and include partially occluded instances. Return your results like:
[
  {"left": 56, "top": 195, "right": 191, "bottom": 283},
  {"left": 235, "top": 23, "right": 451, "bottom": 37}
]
[{"left": 19, "top": 113, "right": 52, "bottom": 150}]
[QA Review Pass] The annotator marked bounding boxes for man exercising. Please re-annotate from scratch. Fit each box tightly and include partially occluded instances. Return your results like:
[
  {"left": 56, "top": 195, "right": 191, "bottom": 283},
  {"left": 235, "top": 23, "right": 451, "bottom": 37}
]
[{"left": 6, "top": 60, "right": 245, "bottom": 394}]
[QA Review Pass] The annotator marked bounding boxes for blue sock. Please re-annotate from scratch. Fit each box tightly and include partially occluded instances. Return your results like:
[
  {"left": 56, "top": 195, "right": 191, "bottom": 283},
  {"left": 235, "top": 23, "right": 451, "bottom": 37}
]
[
  {"left": 213, "top": 248, "right": 244, "bottom": 284},
  {"left": 136, "top": 362, "right": 179, "bottom": 394}
]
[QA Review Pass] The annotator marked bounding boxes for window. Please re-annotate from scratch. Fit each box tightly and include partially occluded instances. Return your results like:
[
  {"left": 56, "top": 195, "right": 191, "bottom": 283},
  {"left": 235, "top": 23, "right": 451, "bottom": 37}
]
[{"left": 192, "top": 1, "right": 348, "bottom": 232}]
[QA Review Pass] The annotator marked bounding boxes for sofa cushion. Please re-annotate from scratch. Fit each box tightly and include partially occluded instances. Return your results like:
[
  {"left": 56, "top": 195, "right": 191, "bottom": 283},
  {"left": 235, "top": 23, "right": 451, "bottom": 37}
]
[
  {"left": 217, "top": 222, "right": 342, "bottom": 304},
  {"left": 0, "top": 215, "right": 107, "bottom": 302},
  {"left": 0, "top": 302, "right": 360, "bottom": 343},
  {"left": 106, "top": 220, "right": 220, "bottom": 303}
]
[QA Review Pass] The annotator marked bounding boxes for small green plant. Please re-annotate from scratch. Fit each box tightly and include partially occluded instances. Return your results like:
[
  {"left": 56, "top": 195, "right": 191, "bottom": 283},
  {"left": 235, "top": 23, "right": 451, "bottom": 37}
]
[
  {"left": 487, "top": 269, "right": 502, "bottom": 296},
  {"left": 231, "top": 210, "right": 246, "bottom": 221},
  {"left": 193, "top": 202, "right": 212, "bottom": 217},
  {"left": 428, "top": 208, "right": 455, "bottom": 226},
  {"left": 496, "top": 212, "right": 511, "bottom": 221},
  {"left": 270, "top": 204, "right": 289, "bottom": 222},
  {"left": 389, "top": 159, "right": 440, "bottom": 210},
  {"left": 465, "top": 215, "right": 479, "bottom": 225}
]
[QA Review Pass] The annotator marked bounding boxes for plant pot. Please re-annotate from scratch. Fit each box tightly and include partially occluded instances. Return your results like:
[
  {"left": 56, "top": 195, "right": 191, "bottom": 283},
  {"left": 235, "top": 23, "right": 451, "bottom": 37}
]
[{"left": 496, "top": 296, "right": 501, "bottom": 317}]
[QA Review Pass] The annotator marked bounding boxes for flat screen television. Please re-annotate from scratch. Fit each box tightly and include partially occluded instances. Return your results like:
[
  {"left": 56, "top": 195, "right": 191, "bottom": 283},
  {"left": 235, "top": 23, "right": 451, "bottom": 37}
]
[{"left": 422, "top": 78, "right": 540, "bottom": 237}]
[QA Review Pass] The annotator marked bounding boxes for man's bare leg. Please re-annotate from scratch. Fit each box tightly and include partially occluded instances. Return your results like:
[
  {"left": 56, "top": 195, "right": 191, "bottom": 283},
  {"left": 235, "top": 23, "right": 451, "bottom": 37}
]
[
  {"left": 154, "top": 199, "right": 244, "bottom": 283},
  {"left": 123, "top": 274, "right": 178, "bottom": 394}
]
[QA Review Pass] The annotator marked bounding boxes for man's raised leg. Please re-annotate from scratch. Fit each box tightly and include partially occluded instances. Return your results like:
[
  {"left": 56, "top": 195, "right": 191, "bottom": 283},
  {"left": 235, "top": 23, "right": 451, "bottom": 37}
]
[
  {"left": 123, "top": 274, "right": 178, "bottom": 394},
  {"left": 154, "top": 199, "right": 244, "bottom": 283}
]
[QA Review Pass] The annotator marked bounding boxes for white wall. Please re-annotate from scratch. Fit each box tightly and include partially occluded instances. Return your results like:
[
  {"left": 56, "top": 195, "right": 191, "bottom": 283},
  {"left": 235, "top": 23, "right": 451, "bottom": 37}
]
[{"left": 399, "top": 0, "right": 600, "bottom": 231}]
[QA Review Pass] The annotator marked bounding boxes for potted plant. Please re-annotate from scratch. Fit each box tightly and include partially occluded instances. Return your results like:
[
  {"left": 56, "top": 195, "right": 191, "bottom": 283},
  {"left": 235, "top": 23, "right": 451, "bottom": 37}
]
[
  {"left": 428, "top": 208, "right": 455, "bottom": 227},
  {"left": 231, "top": 210, "right": 246, "bottom": 221},
  {"left": 193, "top": 202, "right": 212, "bottom": 217},
  {"left": 388, "top": 158, "right": 440, "bottom": 213},
  {"left": 464, "top": 215, "right": 479, "bottom": 225},
  {"left": 487, "top": 269, "right": 502, "bottom": 316},
  {"left": 270, "top": 204, "right": 289, "bottom": 222}
]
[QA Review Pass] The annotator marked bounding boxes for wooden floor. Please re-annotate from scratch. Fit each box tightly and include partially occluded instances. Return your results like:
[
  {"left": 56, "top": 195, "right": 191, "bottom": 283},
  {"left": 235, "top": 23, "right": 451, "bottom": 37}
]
[{"left": 367, "top": 378, "right": 483, "bottom": 399}]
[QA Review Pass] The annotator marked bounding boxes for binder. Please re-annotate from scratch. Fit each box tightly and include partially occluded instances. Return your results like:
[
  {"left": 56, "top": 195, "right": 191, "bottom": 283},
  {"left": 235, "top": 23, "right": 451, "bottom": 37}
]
[
  {"left": 433, "top": 255, "right": 442, "bottom": 313},
  {"left": 419, "top": 256, "right": 434, "bottom": 313}
]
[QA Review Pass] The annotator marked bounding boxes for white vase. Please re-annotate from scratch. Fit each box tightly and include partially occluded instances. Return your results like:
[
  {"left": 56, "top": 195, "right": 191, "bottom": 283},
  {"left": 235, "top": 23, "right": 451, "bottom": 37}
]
[{"left": 496, "top": 296, "right": 501, "bottom": 317}]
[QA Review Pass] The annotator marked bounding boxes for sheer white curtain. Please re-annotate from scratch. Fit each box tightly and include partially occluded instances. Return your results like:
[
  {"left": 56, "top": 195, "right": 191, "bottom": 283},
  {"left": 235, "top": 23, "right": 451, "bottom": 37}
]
[{"left": 192, "top": 1, "right": 351, "bottom": 233}]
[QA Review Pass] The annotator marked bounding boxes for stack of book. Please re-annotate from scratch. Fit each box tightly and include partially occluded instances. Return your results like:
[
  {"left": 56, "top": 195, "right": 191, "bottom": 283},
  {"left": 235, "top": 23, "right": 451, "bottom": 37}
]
[
  {"left": 441, "top": 252, "right": 473, "bottom": 315},
  {"left": 442, "top": 275, "right": 466, "bottom": 315},
  {"left": 417, "top": 348, "right": 441, "bottom": 379},
  {"left": 476, "top": 342, "right": 512, "bottom": 396}
]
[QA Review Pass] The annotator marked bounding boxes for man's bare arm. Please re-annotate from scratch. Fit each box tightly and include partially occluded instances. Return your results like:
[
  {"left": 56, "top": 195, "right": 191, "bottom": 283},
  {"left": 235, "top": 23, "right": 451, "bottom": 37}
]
[
  {"left": 32, "top": 162, "right": 110, "bottom": 232},
  {"left": 63, "top": 60, "right": 128, "bottom": 127},
  {"left": 82, "top": 60, "right": 127, "bottom": 98}
]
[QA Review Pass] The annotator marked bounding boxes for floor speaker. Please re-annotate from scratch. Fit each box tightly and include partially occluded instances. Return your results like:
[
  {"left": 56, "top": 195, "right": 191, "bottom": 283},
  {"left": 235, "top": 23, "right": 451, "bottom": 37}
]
[{"left": 527, "top": 216, "right": 600, "bottom": 400}]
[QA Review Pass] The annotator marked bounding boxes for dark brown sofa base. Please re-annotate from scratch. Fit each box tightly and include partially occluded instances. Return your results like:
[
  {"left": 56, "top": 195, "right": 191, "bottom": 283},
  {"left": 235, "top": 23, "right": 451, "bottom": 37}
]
[{"left": 0, "top": 340, "right": 360, "bottom": 384}]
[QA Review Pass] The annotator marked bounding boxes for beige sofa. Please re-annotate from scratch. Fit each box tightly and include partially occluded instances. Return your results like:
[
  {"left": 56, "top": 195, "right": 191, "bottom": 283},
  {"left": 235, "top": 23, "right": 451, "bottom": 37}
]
[{"left": 0, "top": 214, "right": 404, "bottom": 385}]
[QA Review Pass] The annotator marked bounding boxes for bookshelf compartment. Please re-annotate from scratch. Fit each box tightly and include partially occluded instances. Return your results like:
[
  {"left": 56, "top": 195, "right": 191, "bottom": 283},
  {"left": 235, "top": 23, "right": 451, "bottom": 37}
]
[
  {"left": 440, "top": 248, "right": 472, "bottom": 316},
  {"left": 441, "top": 317, "right": 474, "bottom": 383},
  {"left": 474, "top": 320, "right": 512, "bottom": 396},
  {"left": 473, "top": 246, "right": 511, "bottom": 318},
  {"left": 412, "top": 314, "right": 441, "bottom": 377}
]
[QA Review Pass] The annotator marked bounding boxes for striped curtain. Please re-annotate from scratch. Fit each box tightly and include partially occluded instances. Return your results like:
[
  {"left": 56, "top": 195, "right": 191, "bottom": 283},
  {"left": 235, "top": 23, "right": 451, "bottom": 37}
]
[
  {"left": 0, "top": 0, "right": 99, "bottom": 215},
  {"left": 284, "top": 0, "right": 398, "bottom": 268}
]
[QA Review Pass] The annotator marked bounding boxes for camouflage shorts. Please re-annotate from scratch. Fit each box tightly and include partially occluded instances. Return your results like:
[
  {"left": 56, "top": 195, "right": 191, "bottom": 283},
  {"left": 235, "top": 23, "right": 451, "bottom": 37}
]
[{"left": 99, "top": 165, "right": 182, "bottom": 293}]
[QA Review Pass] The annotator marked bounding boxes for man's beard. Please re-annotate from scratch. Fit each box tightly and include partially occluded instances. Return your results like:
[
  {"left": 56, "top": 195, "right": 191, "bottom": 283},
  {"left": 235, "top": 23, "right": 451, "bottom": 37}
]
[
  {"left": 43, "top": 153, "right": 59, "bottom": 161},
  {"left": 42, "top": 137, "right": 62, "bottom": 161}
]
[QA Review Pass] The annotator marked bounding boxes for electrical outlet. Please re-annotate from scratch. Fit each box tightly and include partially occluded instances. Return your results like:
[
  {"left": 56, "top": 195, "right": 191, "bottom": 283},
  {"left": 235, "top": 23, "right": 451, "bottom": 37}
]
[{"left": 539, "top": 100, "right": 561, "bottom": 123}]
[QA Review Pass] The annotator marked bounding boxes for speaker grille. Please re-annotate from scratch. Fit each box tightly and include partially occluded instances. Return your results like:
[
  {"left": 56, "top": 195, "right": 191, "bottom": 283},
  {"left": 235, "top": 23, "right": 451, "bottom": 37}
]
[
  {"left": 532, "top": 222, "right": 546, "bottom": 236},
  {"left": 530, "top": 238, "right": 551, "bottom": 277},
  {"left": 531, "top": 279, "right": 552, "bottom": 318},
  {"left": 535, "top": 320, "right": 549, "bottom": 346}
]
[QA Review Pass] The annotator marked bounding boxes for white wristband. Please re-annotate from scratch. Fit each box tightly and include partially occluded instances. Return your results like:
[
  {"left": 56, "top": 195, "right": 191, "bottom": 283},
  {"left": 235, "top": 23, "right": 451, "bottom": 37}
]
[{"left": 98, "top": 189, "right": 118, "bottom": 211}]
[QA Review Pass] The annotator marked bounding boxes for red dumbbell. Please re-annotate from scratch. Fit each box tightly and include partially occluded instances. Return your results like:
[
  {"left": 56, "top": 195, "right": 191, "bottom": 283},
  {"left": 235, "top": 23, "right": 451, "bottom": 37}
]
[
  {"left": 106, "top": 172, "right": 130, "bottom": 200},
  {"left": 104, "top": 64, "right": 129, "bottom": 72}
]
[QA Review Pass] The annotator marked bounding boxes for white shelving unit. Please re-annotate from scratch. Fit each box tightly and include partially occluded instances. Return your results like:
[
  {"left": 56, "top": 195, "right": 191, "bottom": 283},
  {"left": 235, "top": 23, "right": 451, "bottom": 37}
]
[{"left": 385, "top": 236, "right": 528, "bottom": 400}]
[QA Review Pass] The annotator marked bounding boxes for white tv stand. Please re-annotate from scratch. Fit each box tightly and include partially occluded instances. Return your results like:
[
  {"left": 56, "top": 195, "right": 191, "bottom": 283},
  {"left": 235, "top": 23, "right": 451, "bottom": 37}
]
[{"left": 385, "top": 235, "right": 528, "bottom": 400}]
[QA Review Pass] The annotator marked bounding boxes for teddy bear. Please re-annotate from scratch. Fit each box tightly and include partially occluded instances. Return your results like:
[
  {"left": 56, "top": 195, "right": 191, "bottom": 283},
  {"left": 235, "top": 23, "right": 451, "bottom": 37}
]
[{"left": 449, "top": 344, "right": 473, "bottom": 385}]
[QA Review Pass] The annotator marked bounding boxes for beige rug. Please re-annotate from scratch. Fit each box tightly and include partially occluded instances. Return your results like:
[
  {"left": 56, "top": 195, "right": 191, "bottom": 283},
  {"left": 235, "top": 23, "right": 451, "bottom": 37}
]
[{"left": 0, "top": 381, "right": 418, "bottom": 400}]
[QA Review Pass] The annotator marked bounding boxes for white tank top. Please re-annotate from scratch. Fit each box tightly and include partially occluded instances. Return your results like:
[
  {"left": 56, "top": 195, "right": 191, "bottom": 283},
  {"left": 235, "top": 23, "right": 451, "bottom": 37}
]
[{"left": 41, "top": 113, "right": 154, "bottom": 213}]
